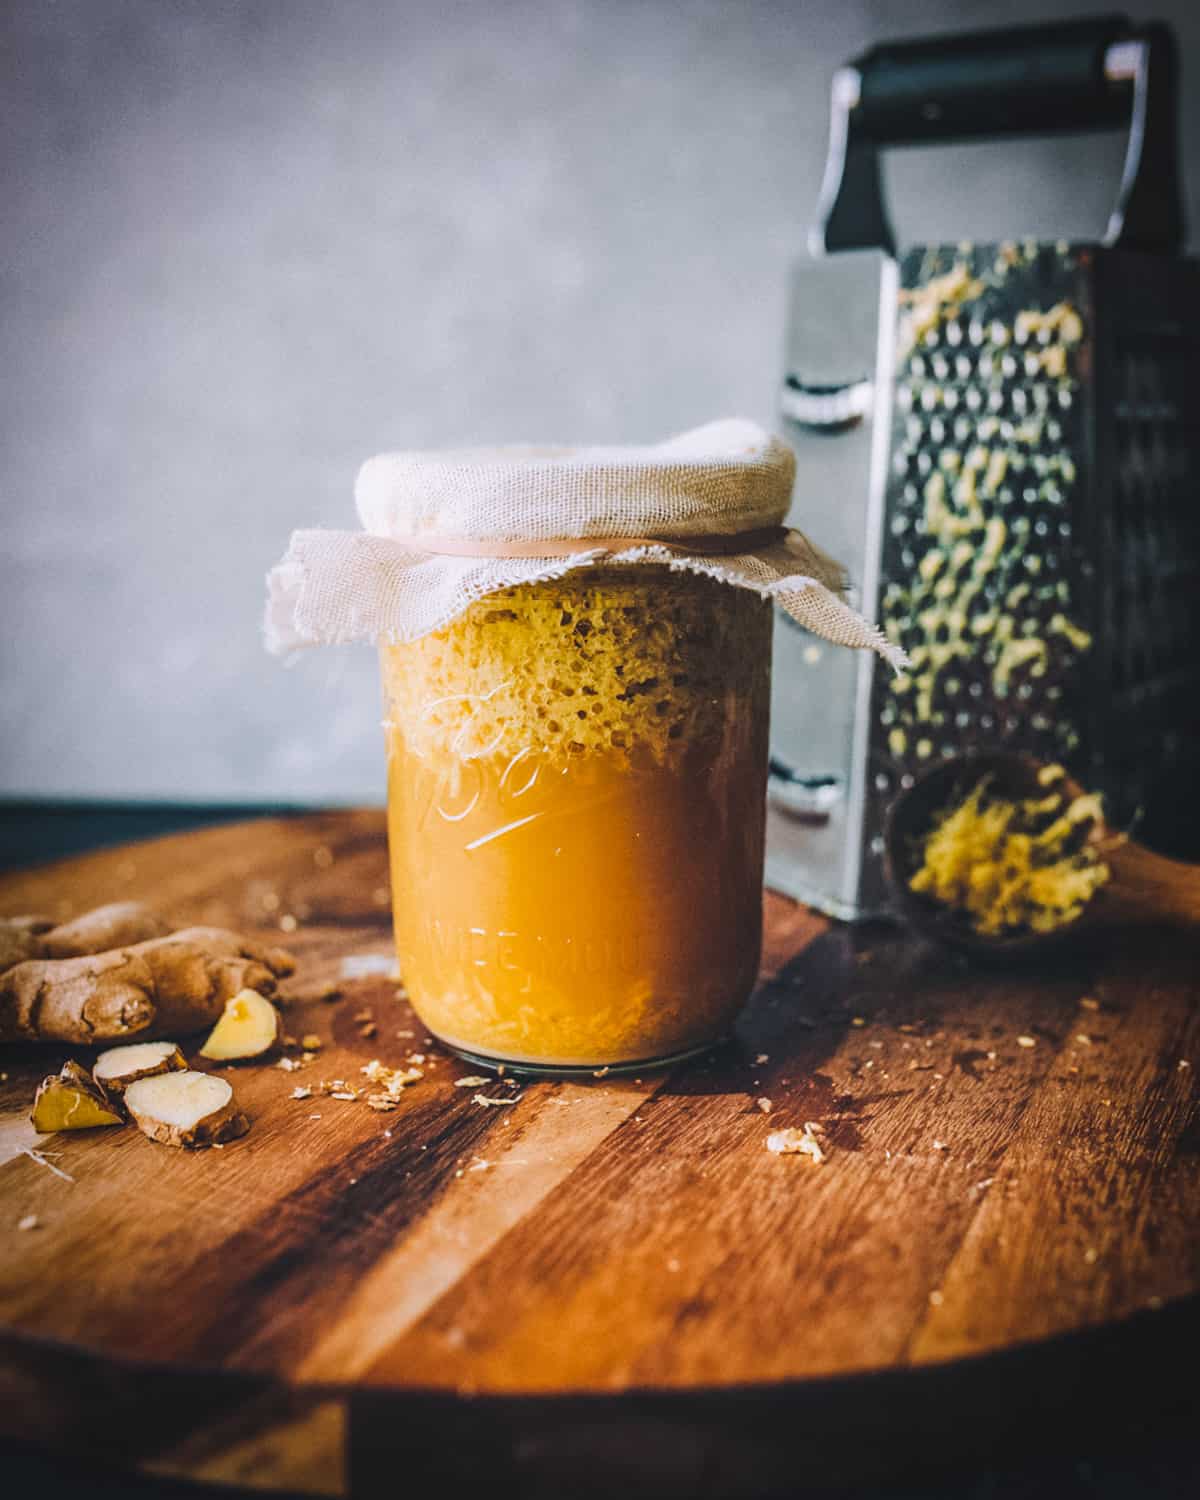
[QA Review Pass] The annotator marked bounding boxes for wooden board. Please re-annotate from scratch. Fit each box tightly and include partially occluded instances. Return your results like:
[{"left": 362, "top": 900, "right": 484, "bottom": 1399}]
[{"left": 0, "top": 813, "right": 1196, "bottom": 1498}]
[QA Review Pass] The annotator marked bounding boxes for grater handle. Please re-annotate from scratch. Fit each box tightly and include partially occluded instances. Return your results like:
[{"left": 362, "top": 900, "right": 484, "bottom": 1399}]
[
  {"left": 854, "top": 16, "right": 1135, "bottom": 145},
  {"left": 814, "top": 14, "right": 1184, "bottom": 256}
]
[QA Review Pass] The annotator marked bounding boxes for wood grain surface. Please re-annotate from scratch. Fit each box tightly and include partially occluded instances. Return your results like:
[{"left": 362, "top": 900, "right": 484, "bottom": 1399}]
[{"left": 0, "top": 812, "right": 1196, "bottom": 1497}]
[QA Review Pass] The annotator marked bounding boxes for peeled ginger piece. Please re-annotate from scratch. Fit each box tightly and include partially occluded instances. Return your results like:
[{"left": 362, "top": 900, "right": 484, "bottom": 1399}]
[
  {"left": 124, "top": 1070, "right": 249, "bottom": 1149},
  {"left": 94, "top": 1039, "right": 187, "bottom": 1095},
  {"left": 32, "top": 1060, "right": 123, "bottom": 1132},
  {"left": 198, "top": 988, "right": 280, "bottom": 1061}
]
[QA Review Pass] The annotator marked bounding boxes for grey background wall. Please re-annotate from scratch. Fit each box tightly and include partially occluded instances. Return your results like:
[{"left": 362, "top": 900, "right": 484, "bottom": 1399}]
[{"left": 3, "top": 0, "right": 1198, "bottom": 805}]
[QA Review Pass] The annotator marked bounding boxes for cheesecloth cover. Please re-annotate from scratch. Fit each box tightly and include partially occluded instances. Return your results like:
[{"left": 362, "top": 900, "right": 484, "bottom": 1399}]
[{"left": 265, "top": 418, "right": 904, "bottom": 669}]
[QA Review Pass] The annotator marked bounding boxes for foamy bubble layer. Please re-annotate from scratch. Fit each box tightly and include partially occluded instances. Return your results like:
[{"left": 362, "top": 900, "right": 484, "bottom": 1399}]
[{"left": 381, "top": 566, "right": 772, "bottom": 765}]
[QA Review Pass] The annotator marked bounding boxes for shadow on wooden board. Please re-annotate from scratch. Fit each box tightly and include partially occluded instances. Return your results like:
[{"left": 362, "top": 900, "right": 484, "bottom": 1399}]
[
  {"left": 352, "top": 1298, "right": 1199, "bottom": 1495},
  {"left": 1, "top": 1300, "right": 1198, "bottom": 1499}
]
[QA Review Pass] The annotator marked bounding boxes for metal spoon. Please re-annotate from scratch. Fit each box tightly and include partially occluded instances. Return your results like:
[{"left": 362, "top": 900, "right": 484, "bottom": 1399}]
[{"left": 883, "top": 751, "right": 1200, "bottom": 962}]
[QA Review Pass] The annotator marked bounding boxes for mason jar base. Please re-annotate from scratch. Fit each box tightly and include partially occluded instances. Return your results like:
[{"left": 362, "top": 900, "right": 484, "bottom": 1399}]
[{"left": 433, "top": 1032, "right": 729, "bottom": 1079}]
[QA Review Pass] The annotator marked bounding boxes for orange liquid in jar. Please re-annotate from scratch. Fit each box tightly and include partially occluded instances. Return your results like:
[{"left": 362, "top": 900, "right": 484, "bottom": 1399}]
[{"left": 382, "top": 568, "right": 771, "bottom": 1068}]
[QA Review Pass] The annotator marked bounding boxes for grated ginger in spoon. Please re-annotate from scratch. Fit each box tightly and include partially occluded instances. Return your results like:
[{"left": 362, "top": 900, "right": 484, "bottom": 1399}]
[{"left": 910, "top": 768, "right": 1110, "bottom": 936}]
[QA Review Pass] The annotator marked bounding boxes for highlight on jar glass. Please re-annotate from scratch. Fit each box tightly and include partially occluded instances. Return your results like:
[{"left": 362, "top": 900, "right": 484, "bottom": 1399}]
[{"left": 266, "top": 419, "right": 904, "bottom": 1074}]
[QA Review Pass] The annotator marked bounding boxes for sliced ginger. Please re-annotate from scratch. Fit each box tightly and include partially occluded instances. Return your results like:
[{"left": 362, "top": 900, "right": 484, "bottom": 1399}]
[
  {"left": 94, "top": 1040, "right": 187, "bottom": 1095},
  {"left": 124, "top": 1070, "right": 249, "bottom": 1149},
  {"left": 31, "top": 1060, "right": 124, "bottom": 1133},
  {"left": 199, "top": 988, "right": 281, "bottom": 1061}
]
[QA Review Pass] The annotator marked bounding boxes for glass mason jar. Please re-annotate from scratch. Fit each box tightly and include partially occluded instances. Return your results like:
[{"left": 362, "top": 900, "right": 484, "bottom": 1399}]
[{"left": 380, "top": 565, "right": 772, "bottom": 1073}]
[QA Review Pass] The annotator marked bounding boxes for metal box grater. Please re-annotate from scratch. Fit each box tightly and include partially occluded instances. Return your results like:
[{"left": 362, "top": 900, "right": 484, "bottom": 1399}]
[{"left": 766, "top": 15, "right": 1200, "bottom": 919}]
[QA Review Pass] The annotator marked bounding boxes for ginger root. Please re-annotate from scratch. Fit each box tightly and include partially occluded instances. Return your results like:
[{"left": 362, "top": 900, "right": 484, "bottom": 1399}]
[
  {"left": 0, "top": 915, "right": 53, "bottom": 973},
  {"left": 1, "top": 903, "right": 173, "bottom": 974},
  {"left": 94, "top": 1040, "right": 187, "bottom": 1095},
  {"left": 31, "top": 1060, "right": 124, "bottom": 1132},
  {"left": 125, "top": 1070, "right": 249, "bottom": 1149},
  {"left": 0, "top": 927, "right": 295, "bottom": 1045},
  {"left": 199, "top": 989, "right": 280, "bottom": 1061},
  {"left": 39, "top": 902, "right": 174, "bottom": 960}
]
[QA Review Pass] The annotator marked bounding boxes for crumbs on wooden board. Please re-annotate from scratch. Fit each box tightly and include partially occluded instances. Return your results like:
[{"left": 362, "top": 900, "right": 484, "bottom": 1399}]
[
  {"left": 360, "top": 1059, "right": 424, "bottom": 1111},
  {"left": 766, "top": 1122, "right": 827, "bottom": 1163}
]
